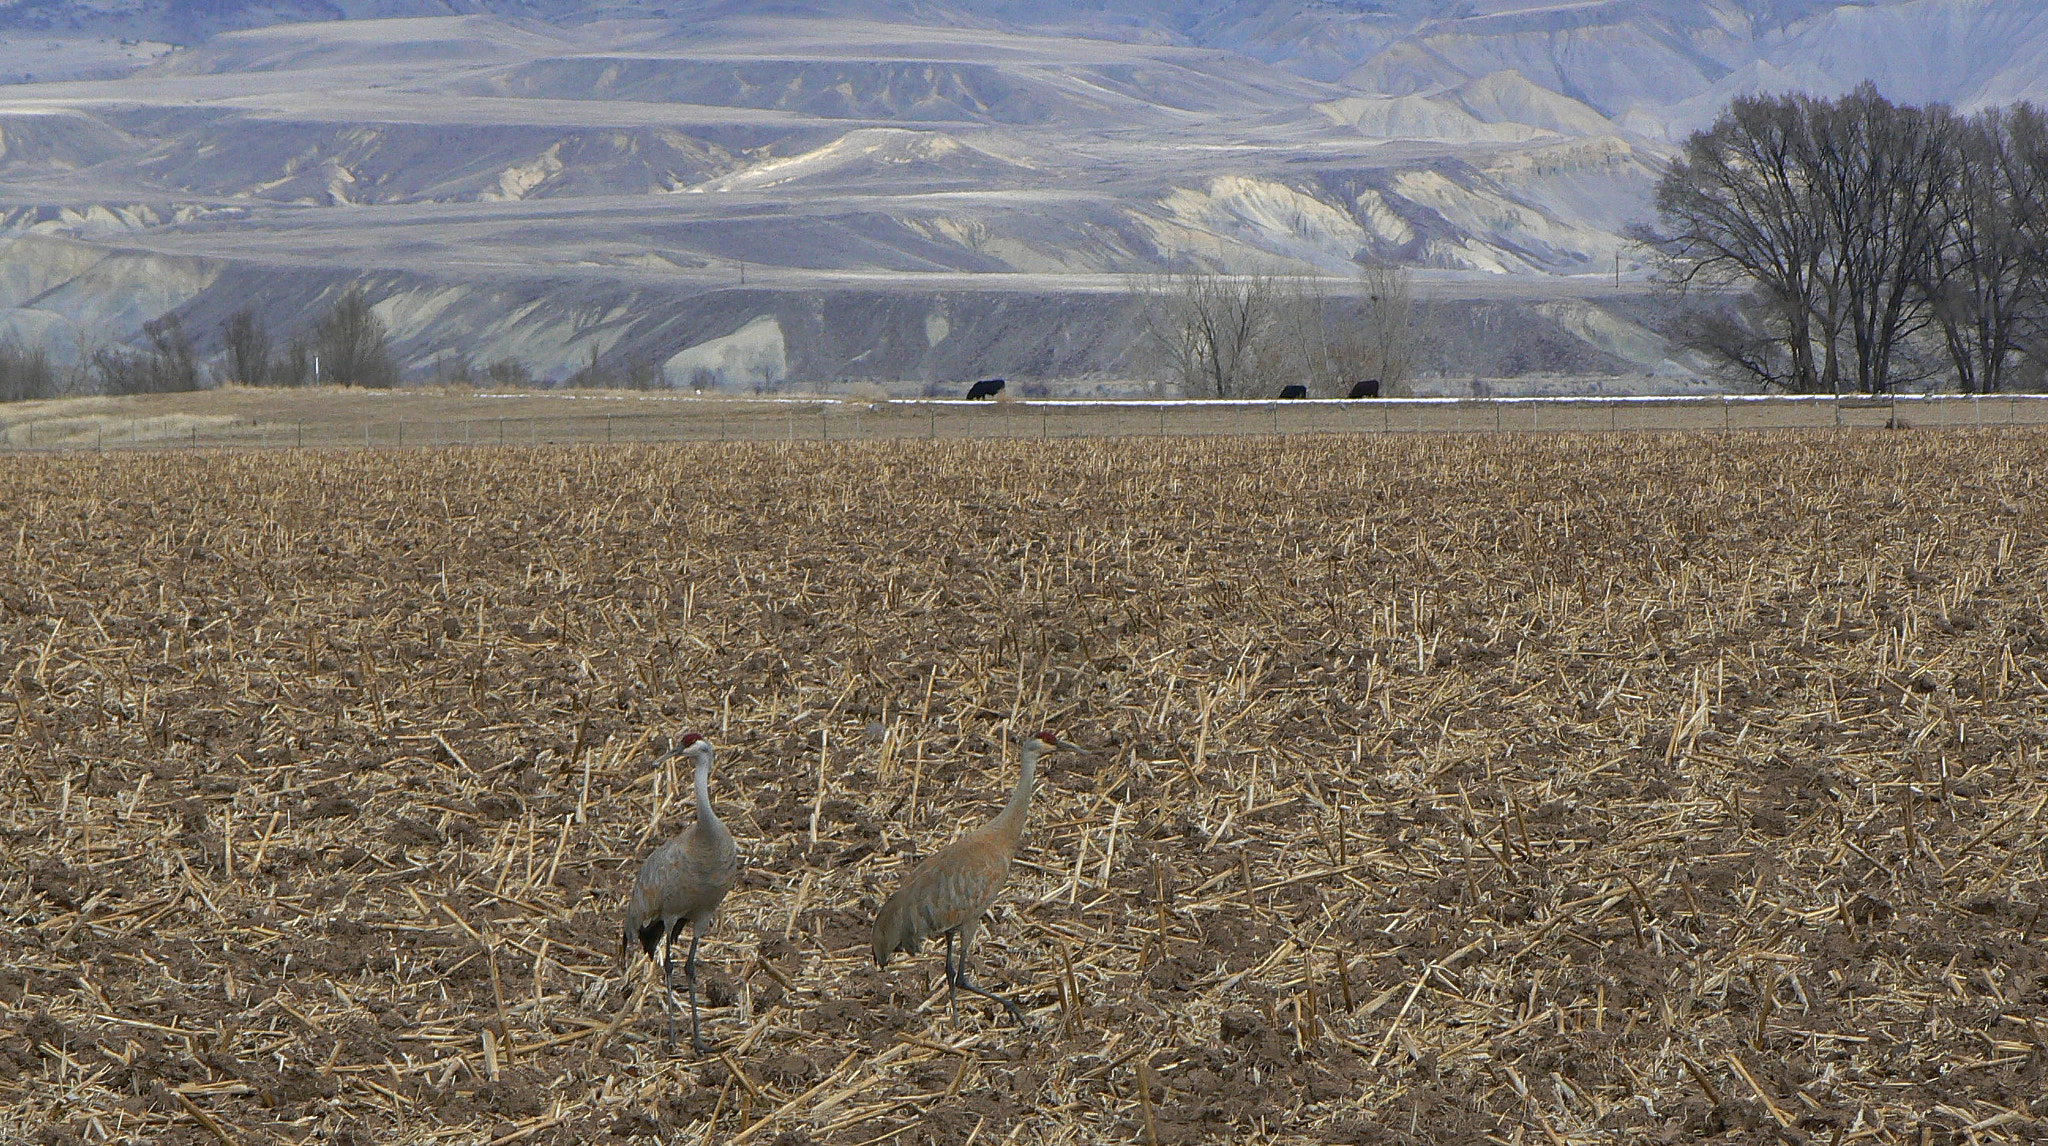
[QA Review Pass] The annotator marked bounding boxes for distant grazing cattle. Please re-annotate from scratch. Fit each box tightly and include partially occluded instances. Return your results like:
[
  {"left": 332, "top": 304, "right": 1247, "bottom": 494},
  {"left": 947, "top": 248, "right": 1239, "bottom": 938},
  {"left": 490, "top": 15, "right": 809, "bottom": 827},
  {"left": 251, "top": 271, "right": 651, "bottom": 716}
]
[
  {"left": 966, "top": 378, "right": 1005, "bottom": 400},
  {"left": 1278, "top": 384, "right": 1308, "bottom": 399},
  {"left": 1348, "top": 379, "right": 1381, "bottom": 399}
]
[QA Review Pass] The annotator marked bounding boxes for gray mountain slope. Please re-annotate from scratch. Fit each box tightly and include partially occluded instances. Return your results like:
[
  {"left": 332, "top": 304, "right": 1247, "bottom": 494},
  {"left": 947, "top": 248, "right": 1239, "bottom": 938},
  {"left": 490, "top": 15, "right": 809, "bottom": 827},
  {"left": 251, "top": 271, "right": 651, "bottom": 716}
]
[{"left": 0, "top": 1, "right": 2034, "bottom": 389}]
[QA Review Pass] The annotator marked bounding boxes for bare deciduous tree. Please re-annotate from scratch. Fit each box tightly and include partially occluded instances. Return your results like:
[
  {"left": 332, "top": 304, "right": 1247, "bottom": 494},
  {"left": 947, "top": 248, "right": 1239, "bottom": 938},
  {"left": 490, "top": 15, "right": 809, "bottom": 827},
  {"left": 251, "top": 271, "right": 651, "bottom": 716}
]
[
  {"left": 433, "top": 352, "right": 475, "bottom": 388},
  {"left": 1132, "top": 271, "right": 1283, "bottom": 398},
  {"left": 220, "top": 309, "right": 270, "bottom": 388},
  {"left": 1638, "top": 85, "right": 2048, "bottom": 395},
  {"left": 274, "top": 338, "right": 313, "bottom": 388},
  {"left": 1671, "top": 296, "right": 1799, "bottom": 388},
  {"left": 1357, "top": 261, "right": 1425, "bottom": 394},
  {"left": 1264, "top": 264, "right": 1429, "bottom": 396},
  {"left": 1922, "top": 105, "right": 2048, "bottom": 393},
  {"left": 621, "top": 359, "right": 662, "bottom": 390},
  {"left": 313, "top": 288, "right": 399, "bottom": 389},
  {"left": 1269, "top": 275, "right": 1342, "bottom": 396},
  {"left": 1134, "top": 265, "right": 1432, "bottom": 398},
  {"left": 566, "top": 344, "right": 606, "bottom": 389},
  {"left": 1814, "top": 87, "right": 1953, "bottom": 394},
  {"left": 1633, "top": 92, "right": 1833, "bottom": 392}
]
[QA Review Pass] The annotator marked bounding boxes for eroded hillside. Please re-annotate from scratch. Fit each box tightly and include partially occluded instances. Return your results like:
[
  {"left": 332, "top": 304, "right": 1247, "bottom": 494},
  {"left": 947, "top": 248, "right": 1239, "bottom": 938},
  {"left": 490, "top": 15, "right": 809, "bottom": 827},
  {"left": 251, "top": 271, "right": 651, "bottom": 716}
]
[{"left": 0, "top": 1, "right": 2033, "bottom": 386}]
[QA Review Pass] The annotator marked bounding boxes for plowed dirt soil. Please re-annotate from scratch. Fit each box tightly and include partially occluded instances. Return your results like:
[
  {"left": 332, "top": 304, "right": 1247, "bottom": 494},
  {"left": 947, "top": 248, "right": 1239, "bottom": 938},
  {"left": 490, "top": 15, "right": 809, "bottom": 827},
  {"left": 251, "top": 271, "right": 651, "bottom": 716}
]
[{"left": 4, "top": 433, "right": 2047, "bottom": 1145}]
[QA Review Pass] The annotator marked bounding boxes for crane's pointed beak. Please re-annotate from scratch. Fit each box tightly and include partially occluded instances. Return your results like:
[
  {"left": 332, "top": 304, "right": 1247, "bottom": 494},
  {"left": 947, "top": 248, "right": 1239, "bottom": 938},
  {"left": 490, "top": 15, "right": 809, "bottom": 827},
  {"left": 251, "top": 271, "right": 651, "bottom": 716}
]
[{"left": 1055, "top": 739, "right": 1082, "bottom": 752}]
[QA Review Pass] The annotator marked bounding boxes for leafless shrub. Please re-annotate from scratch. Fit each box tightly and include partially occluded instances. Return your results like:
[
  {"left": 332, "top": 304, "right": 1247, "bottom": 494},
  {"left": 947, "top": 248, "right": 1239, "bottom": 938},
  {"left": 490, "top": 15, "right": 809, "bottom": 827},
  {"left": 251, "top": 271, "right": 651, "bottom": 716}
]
[
  {"left": 485, "top": 358, "right": 534, "bottom": 388},
  {"left": 0, "top": 340, "right": 58, "bottom": 402},
  {"left": 432, "top": 352, "right": 475, "bottom": 388},
  {"left": 1135, "top": 266, "right": 1429, "bottom": 399},
  {"left": 92, "top": 315, "right": 199, "bottom": 395}
]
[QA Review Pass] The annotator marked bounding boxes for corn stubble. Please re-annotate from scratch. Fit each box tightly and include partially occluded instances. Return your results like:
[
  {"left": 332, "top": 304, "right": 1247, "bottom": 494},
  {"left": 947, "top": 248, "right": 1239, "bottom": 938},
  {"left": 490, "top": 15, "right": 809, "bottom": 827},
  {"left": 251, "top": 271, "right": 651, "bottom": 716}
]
[{"left": 3, "top": 433, "right": 2047, "bottom": 1145}]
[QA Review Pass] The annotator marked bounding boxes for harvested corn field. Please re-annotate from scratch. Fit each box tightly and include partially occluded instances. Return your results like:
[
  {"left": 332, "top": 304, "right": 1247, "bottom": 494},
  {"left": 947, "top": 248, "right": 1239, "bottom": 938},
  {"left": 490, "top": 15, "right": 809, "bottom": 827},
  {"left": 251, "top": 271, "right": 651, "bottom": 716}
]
[{"left": 3, "top": 433, "right": 2048, "bottom": 1146}]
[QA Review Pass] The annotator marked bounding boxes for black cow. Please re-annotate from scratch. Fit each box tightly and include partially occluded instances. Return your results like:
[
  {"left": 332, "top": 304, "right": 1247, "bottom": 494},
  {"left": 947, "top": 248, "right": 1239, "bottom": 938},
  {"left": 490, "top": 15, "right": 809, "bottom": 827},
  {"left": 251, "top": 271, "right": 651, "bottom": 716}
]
[
  {"left": 965, "top": 378, "right": 1005, "bottom": 400},
  {"left": 1347, "top": 379, "right": 1381, "bottom": 399},
  {"left": 1278, "top": 384, "right": 1308, "bottom": 399}
]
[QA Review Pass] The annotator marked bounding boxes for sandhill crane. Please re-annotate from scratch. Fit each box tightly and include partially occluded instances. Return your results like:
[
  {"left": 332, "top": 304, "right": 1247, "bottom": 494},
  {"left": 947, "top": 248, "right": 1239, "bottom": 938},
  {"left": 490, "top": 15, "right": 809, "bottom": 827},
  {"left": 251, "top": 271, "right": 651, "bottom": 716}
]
[
  {"left": 872, "top": 731, "right": 1078, "bottom": 1027},
  {"left": 622, "top": 733, "right": 737, "bottom": 1055}
]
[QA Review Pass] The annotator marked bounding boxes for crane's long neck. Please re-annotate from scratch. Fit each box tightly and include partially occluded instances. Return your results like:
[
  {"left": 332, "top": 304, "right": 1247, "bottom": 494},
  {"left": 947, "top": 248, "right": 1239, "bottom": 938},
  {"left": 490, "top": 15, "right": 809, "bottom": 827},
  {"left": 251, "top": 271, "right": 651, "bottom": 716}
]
[
  {"left": 692, "top": 751, "right": 721, "bottom": 832},
  {"left": 990, "top": 744, "right": 1041, "bottom": 842}
]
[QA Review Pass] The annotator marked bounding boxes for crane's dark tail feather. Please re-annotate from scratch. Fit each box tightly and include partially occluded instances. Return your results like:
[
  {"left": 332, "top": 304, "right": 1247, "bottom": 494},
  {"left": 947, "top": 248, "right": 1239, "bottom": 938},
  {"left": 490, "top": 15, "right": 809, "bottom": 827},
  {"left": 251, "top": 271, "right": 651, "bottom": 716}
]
[
  {"left": 624, "top": 912, "right": 665, "bottom": 975},
  {"left": 638, "top": 920, "right": 666, "bottom": 961}
]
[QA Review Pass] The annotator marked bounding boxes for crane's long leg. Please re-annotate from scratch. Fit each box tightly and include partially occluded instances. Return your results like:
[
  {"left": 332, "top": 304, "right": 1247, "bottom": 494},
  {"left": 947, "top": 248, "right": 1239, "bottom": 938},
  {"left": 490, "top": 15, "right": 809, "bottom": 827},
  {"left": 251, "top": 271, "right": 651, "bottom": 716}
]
[
  {"left": 951, "top": 917, "right": 1030, "bottom": 1028},
  {"left": 943, "top": 930, "right": 958, "bottom": 1016},
  {"left": 660, "top": 920, "right": 678, "bottom": 1051},
  {"left": 685, "top": 919, "right": 708, "bottom": 1056}
]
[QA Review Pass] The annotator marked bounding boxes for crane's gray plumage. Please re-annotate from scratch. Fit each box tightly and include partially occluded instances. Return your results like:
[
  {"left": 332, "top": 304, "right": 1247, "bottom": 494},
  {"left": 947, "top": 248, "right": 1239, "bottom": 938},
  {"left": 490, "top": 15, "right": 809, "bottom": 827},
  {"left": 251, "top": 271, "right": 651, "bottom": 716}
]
[
  {"left": 622, "top": 733, "right": 736, "bottom": 1054},
  {"left": 872, "top": 731, "right": 1077, "bottom": 1027}
]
